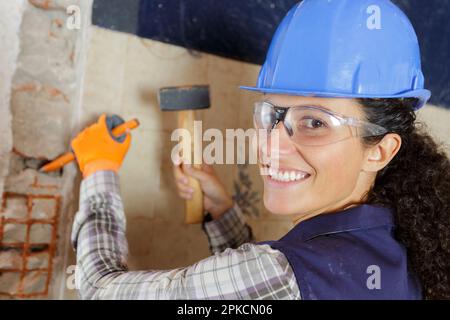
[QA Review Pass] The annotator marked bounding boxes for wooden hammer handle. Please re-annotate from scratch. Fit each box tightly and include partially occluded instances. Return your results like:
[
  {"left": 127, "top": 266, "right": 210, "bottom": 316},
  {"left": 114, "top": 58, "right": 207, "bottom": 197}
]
[{"left": 178, "top": 110, "right": 204, "bottom": 224}]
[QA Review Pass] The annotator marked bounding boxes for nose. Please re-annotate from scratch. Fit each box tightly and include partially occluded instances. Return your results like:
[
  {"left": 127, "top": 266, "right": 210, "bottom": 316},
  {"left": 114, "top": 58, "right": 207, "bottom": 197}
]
[
  {"left": 259, "top": 122, "right": 297, "bottom": 164},
  {"left": 271, "top": 121, "right": 297, "bottom": 155}
]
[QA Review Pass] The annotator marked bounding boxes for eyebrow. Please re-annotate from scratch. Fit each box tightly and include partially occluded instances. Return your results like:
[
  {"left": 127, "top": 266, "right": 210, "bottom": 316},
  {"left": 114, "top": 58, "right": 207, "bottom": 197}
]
[{"left": 263, "top": 99, "right": 334, "bottom": 112}]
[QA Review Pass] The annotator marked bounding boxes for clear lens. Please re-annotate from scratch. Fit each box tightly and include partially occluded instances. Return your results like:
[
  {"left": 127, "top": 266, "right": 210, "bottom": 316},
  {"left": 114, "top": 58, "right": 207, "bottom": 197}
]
[
  {"left": 253, "top": 101, "right": 386, "bottom": 146},
  {"left": 286, "top": 107, "right": 352, "bottom": 145},
  {"left": 254, "top": 101, "right": 276, "bottom": 130}
]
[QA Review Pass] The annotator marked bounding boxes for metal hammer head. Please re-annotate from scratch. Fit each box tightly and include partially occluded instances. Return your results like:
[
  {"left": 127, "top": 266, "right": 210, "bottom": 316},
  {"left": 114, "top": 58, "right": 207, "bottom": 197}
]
[{"left": 158, "top": 85, "right": 210, "bottom": 111}]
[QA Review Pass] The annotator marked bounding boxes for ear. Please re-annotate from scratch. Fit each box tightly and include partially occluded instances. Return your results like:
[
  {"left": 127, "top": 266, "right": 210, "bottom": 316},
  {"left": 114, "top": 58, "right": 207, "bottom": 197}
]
[{"left": 362, "top": 133, "right": 402, "bottom": 172}]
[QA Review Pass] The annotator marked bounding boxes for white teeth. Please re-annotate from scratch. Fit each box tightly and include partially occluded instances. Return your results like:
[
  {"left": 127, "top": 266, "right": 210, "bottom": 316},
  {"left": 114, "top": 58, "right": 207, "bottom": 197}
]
[
  {"left": 266, "top": 166, "right": 310, "bottom": 182},
  {"left": 290, "top": 171, "right": 296, "bottom": 181},
  {"left": 269, "top": 167, "right": 275, "bottom": 176}
]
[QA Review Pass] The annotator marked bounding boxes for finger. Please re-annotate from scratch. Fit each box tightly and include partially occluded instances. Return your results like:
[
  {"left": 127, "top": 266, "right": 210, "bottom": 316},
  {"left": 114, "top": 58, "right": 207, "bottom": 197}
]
[
  {"left": 176, "top": 182, "right": 194, "bottom": 194},
  {"left": 98, "top": 113, "right": 107, "bottom": 125},
  {"left": 173, "top": 163, "right": 189, "bottom": 183},
  {"left": 201, "top": 163, "right": 215, "bottom": 174},
  {"left": 178, "top": 191, "right": 193, "bottom": 200},
  {"left": 122, "top": 132, "right": 132, "bottom": 150},
  {"left": 178, "top": 176, "right": 189, "bottom": 185},
  {"left": 178, "top": 179, "right": 191, "bottom": 188},
  {"left": 172, "top": 152, "right": 183, "bottom": 166},
  {"left": 183, "top": 163, "right": 210, "bottom": 182},
  {"left": 107, "top": 114, "right": 125, "bottom": 129},
  {"left": 106, "top": 115, "right": 128, "bottom": 143}
]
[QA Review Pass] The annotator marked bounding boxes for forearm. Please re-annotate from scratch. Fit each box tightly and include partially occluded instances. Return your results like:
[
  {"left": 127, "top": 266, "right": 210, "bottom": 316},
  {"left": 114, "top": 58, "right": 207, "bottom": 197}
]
[
  {"left": 75, "top": 207, "right": 190, "bottom": 300},
  {"left": 71, "top": 171, "right": 129, "bottom": 299},
  {"left": 71, "top": 171, "right": 184, "bottom": 299},
  {"left": 202, "top": 203, "right": 254, "bottom": 254}
]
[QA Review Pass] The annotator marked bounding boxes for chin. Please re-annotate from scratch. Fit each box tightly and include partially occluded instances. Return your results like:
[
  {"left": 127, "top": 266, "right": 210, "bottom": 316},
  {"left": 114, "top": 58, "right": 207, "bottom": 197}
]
[
  {"left": 260, "top": 168, "right": 314, "bottom": 215},
  {"left": 262, "top": 180, "right": 312, "bottom": 215},
  {"left": 263, "top": 193, "right": 304, "bottom": 216}
]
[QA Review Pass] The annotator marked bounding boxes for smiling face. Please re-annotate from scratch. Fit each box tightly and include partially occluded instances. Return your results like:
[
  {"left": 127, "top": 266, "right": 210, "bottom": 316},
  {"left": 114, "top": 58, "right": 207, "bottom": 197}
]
[{"left": 257, "top": 94, "right": 379, "bottom": 223}]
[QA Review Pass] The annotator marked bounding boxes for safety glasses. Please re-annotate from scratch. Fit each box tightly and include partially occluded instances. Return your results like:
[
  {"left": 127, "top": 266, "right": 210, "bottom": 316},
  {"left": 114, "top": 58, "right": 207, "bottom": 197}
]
[{"left": 253, "top": 101, "right": 388, "bottom": 146}]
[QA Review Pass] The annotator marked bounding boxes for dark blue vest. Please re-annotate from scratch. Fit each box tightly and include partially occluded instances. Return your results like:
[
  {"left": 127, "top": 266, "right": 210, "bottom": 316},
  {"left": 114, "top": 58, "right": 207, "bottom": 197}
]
[{"left": 259, "top": 204, "right": 422, "bottom": 300}]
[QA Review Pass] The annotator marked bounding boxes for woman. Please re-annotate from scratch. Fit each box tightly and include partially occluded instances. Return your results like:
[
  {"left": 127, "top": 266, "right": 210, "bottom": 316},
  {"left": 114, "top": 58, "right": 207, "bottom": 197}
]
[{"left": 71, "top": 0, "right": 450, "bottom": 299}]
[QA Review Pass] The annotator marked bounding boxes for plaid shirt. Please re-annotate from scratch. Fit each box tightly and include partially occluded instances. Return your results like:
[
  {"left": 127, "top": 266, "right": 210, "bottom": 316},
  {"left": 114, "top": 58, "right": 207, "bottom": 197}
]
[{"left": 71, "top": 171, "right": 301, "bottom": 300}]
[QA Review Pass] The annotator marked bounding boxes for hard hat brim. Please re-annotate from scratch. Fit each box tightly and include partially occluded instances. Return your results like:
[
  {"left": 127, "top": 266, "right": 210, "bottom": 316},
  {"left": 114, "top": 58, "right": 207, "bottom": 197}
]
[{"left": 239, "top": 86, "right": 431, "bottom": 110}]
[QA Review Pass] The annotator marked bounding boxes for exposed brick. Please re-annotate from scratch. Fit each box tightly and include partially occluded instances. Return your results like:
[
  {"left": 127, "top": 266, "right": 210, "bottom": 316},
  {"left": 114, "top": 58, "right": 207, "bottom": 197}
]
[
  {"left": 4, "top": 197, "right": 28, "bottom": 219},
  {"left": 26, "top": 252, "right": 49, "bottom": 269},
  {"left": 0, "top": 250, "right": 23, "bottom": 270},
  {"left": 5, "top": 170, "right": 40, "bottom": 194},
  {"left": 14, "top": 7, "right": 77, "bottom": 90},
  {"left": 0, "top": 0, "right": 90, "bottom": 299},
  {"left": 0, "top": 272, "right": 21, "bottom": 295},
  {"left": 11, "top": 84, "right": 71, "bottom": 159},
  {"left": 29, "top": 0, "right": 53, "bottom": 10},
  {"left": 5, "top": 169, "right": 62, "bottom": 196},
  {"left": 29, "top": 224, "right": 53, "bottom": 243},
  {"left": 28, "top": 0, "right": 78, "bottom": 10},
  {"left": 22, "top": 271, "right": 47, "bottom": 294},
  {"left": 7, "top": 153, "right": 26, "bottom": 176},
  {"left": 31, "top": 198, "right": 57, "bottom": 219},
  {"left": 0, "top": 0, "right": 25, "bottom": 212},
  {"left": 3, "top": 223, "right": 27, "bottom": 243}
]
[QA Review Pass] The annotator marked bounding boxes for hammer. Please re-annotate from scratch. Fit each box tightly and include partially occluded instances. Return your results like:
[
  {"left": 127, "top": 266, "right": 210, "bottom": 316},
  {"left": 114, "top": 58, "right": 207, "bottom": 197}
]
[{"left": 158, "top": 85, "right": 210, "bottom": 224}]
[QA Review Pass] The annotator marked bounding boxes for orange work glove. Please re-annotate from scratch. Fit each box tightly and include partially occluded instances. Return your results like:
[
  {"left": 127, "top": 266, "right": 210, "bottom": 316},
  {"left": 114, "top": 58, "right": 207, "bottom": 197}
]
[{"left": 71, "top": 114, "right": 131, "bottom": 178}]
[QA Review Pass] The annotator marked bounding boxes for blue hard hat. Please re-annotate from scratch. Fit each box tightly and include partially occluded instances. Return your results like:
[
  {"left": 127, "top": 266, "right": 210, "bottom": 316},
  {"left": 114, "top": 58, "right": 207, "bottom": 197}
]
[{"left": 240, "top": 0, "right": 431, "bottom": 110}]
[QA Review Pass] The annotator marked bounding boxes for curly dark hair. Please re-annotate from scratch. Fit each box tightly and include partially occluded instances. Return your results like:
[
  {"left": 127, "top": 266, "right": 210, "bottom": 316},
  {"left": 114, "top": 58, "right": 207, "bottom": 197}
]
[{"left": 358, "top": 98, "right": 450, "bottom": 300}]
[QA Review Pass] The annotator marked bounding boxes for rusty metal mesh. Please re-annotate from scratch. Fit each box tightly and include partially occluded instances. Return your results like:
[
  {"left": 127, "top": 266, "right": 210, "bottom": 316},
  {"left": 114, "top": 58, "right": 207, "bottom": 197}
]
[{"left": 0, "top": 192, "right": 60, "bottom": 298}]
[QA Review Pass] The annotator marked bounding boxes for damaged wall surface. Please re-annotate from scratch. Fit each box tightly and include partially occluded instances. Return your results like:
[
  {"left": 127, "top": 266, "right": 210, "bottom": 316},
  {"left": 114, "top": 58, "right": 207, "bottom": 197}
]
[
  {"left": 0, "top": 0, "right": 92, "bottom": 299},
  {"left": 0, "top": 0, "right": 25, "bottom": 225}
]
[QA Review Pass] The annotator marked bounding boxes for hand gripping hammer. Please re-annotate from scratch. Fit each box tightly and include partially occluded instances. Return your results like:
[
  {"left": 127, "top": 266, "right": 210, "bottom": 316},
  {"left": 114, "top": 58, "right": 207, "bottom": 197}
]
[{"left": 158, "top": 85, "right": 210, "bottom": 224}]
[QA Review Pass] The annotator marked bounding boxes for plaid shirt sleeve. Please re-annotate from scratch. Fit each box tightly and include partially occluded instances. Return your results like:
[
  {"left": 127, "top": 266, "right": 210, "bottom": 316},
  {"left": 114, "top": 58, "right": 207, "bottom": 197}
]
[
  {"left": 71, "top": 170, "right": 301, "bottom": 300},
  {"left": 202, "top": 203, "right": 255, "bottom": 254}
]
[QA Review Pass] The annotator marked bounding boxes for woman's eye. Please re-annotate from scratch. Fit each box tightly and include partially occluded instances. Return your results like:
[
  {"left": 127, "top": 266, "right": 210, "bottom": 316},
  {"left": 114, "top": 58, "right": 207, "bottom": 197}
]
[{"left": 299, "top": 118, "right": 327, "bottom": 129}]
